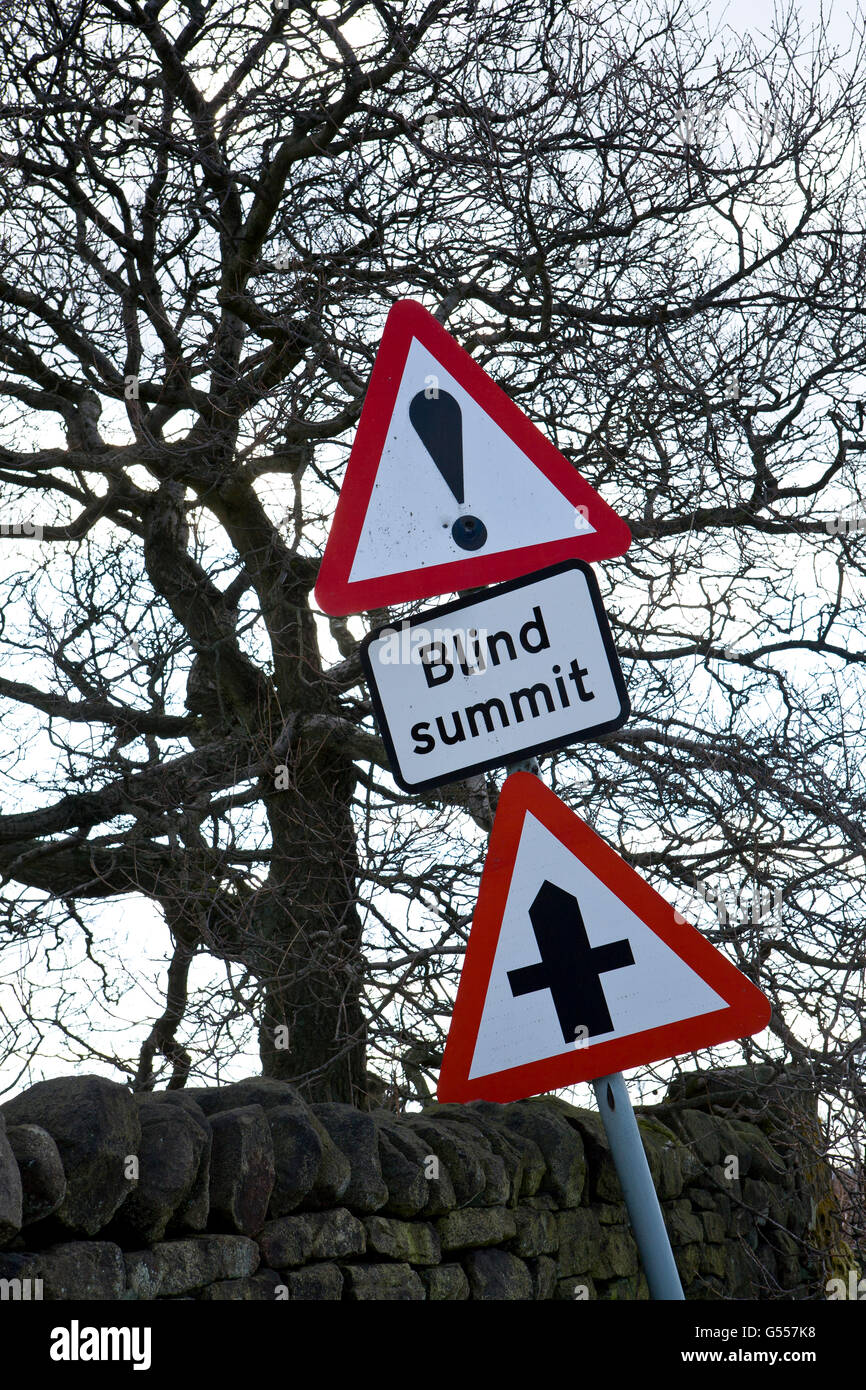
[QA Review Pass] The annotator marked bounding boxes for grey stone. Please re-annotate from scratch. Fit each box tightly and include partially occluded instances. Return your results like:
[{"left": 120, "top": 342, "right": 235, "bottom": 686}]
[
  {"left": 675, "top": 1141, "right": 708, "bottom": 1186},
  {"left": 556, "top": 1274, "right": 596, "bottom": 1300},
  {"left": 198, "top": 1270, "right": 283, "bottom": 1301},
  {"left": 257, "top": 1207, "right": 365, "bottom": 1267},
  {"left": 733, "top": 1202, "right": 760, "bottom": 1244},
  {"left": 597, "top": 1202, "right": 628, "bottom": 1225},
  {"left": 511, "top": 1207, "right": 558, "bottom": 1257},
  {"left": 776, "top": 1257, "right": 804, "bottom": 1292},
  {"left": 363, "top": 1215, "right": 440, "bottom": 1264},
  {"left": 636, "top": 1116, "right": 685, "bottom": 1200},
  {"left": 0, "top": 1251, "right": 39, "bottom": 1296},
  {"left": 770, "top": 1229, "right": 803, "bottom": 1266},
  {"left": 786, "top": 1189, "right": 813, "bottom": 1235},
  {"left": 422, "top": 1109, "right": 511, "bottom": 1204},
  {"left": 404, "top": 1117, "right": 487, "bottom": 1207},
  {"left": 556, "top": 1207, "right": 602, "bottom": 1277},
  {"left": 633, "top": 1114, "right": 679, "bottom": 1148},
  {"left": 146, "top": 1093, "right": 211, "bottom": 1233},
  {"left": 591, "top": 1157, "right": 622, "bottom": 1203},
  {"left": 311, "top": 1104, "right": 388, "bottom": 1214},
  {"left": 673, "top": 1242, "right": 702, "bottom": 1286},
  {"left": 713, "top": 1118, "right": 751, "bottom": 1173},
  {"left": 726, "top": 1119, "right": 786, "bottom": 1181},
  {"left": 701, "top": 1211, "right": 726, "bottom": 1244},
  {"left": 663, "top": 1200, "right": 704, "bottom": 1246},
  {"left": 437, "top": 1206, "right": 517, "bottom": 1251},
  {"left": 743, "top": 1177, "right": 772, "bottom": 1224},
  {"left": 0, "top": 1114, "right": 23, "bottom": 1244},
  {"left": 561, "top": 1110, "right": 619, "bottom": 1202},
  {"left": 125, "top": 1234, "right": 259, "bottom": 1298},
  {"left": 464, "top": 1102, "right": 546, "bottom": 1197},
  {"left": 115, "top": 1098, "right": 208, "bottom": 1243},
  {"left": 671, "top": 1109, "right": 723, "bottom": 1167},
  {"left": 446, "top": 1122, "right": 510, "bottom": 1204},
  {"left": 767, "top": 1186, "right": 790, "bottom": 1230},
  {"left": 376, "top": 1117, "right": 456, "bottom": 1217},
  {"left": 266, "top": 1105, "right": 322, "bottom": 1217},
  {"left": 499, "top": 1102, "right": 587, "bottom": 1206},
  {"left": 343, "top": 1262, "right": 425, "bottom": 1300},
  {"left": 180, "top": 1082, "right": 350, "bottom": 1209},
  {"left": 460, "top": 1135, "right": 510, "bottom": 1206},
  {"left": 282, "top": 1263, "right": 343, "bottom": 1300},
  {"left": 712, "top": 1191, "right": 734, "bottom": 1224},
  {"left": 305, "top": 1119, "right": 352, "bottom": 1208},
  {"left": 772, "top": 1234, "right": 806, "bottom": 1273},
  {"left": 591, "top": 1225, "right": 639, "bottom": 1280},
  {"left": 182, "top": 1078, "right": 307, "bottom": 1115},
  {"left": 665, "top": 1063, "right": 784, "bottom": 1114},
  {"left": 208, "top": 1105, "right": 275, "bottom": 1235},
  {"left": 6, "top": 1124, "right": 66, "bottom": 1228},
  {"left": 674, "top": 1065, "right": 814, "bottom": 1137},
  {"left": 694, "top": 1272, "right": 731, "bottom": 1301},
  {"left": 1, "top": 1075, "right": 140, "bottom": 1235},
  {"left": 604, "top": 1272, "right": 650, "bottom": 1300},
  {"left": 374, "top": 1127, "right": 429, "bottom": 1217},
  {"left": 697, "top": 1244, "right": 729, "bottom": 1279},
  {"left": 528, "top": 1254, "right": 558, "bottom": 1299},
  {"left": 447, "top": 1109, "right": 532, "bottom": 1204},
  {"left": 706, "top": 1161, "right": 741, "bottom": 1201},
  {"left": 463, "top": 1248, "right": 532, "bottom": 1300},
  {"left": 523, "top": 1192, "right": 558, "bottom": 1210},
  {"left": 420, "top": 1263, "right": 470, "bottom": 1300},
  {"left": 0, "top": 1241, "right": 125, "bottom": 1300}
]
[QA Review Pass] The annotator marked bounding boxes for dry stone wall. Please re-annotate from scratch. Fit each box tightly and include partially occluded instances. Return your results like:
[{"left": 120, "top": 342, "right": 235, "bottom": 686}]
[{"left": 0, "top": 1066, "right": 843, "bottom": 1301}]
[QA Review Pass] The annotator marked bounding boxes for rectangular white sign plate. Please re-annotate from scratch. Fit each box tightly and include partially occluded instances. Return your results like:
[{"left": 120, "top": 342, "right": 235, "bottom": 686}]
[{"left": 360, "top": 560, "right": 629, "bottom": 792}]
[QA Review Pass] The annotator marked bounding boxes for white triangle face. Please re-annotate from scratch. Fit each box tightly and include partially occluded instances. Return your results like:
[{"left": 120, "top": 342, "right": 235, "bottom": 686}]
[
  {"left": 468, "top": 812, "right": 726, "bottom": 1080},
  {"left": 348, "top": 338, "right": 595, "bottom": 584}
]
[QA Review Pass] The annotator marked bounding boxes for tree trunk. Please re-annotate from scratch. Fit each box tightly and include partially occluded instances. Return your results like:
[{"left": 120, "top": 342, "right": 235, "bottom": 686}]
[{"left": 250, "top": 742, "right": 367, "bottom": 1105}]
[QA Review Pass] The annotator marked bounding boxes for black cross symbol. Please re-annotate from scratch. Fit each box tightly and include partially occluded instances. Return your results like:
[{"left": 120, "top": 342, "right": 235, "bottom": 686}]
[{"left": 507, "top": 880, "right": 635, "bottom": 1043}]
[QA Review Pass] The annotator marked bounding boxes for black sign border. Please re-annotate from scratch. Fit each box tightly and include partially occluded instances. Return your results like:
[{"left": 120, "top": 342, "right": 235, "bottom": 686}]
[{"left": 358, "top": 560, "right": 630, "bottom": 793}]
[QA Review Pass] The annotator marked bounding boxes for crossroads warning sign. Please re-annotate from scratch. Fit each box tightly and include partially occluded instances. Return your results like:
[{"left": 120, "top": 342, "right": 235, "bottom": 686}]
[{"left": 438, "top": 774, "right": 771, "bottom": 1103}]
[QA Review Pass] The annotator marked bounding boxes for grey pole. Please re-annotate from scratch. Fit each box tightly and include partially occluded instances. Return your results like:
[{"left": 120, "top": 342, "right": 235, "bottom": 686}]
[{"left": 593, "top": 1071, "right": 684, "bottom": 1299}]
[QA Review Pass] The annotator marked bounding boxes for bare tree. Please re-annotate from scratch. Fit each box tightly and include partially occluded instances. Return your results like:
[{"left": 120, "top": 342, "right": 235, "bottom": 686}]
[{"left": 0, "top": 0, "right": 863, "bottom": 1236}]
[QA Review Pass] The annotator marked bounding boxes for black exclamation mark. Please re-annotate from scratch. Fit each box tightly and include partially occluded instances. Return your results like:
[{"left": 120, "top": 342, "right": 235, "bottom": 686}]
[{"left": 409, "top": 390, "right": 488, "bottom": 551}]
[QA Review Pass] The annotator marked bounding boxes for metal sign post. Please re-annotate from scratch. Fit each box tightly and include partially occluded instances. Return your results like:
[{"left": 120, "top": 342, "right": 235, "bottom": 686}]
[{"left": 593, "top": 1071, "right": 684, "bottom": 1300}]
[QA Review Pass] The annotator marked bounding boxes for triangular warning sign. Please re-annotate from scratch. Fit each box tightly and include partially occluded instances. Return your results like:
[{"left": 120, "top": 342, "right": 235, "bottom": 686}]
[
  {"left": 314, "top": 300, "right": 631, "bottom": 615},
  {"left": 438, "top": 774, "right": 771, "bottom": 1103}
]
